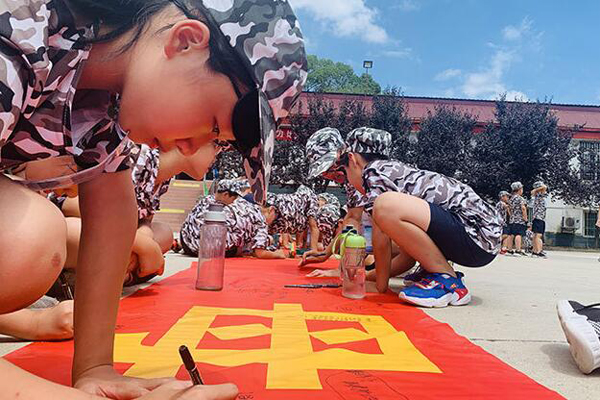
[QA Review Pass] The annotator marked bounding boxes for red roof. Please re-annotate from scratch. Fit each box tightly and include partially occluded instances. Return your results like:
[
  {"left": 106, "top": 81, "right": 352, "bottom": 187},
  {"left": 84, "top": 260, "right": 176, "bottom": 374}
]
[{"left": 291, "top": 92, "right": 600, "bottom": 139}]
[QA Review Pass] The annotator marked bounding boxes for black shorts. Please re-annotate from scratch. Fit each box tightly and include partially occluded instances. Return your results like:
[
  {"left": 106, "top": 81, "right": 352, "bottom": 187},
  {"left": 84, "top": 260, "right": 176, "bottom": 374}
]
[
  {"left": 510, "top": 223, "right": 527, "bottom": 237},
  {"left": 181, "top": 239, "right": 197, "bottom": 257},
  {"left": 532, "top": 219, "right": 546, "bottom": 235},
  {"left": 427, "top": 203, "right": 496, "bottom": 268},
  {"left": 502, "top": 226, "right": 510, "bottom": 235}
]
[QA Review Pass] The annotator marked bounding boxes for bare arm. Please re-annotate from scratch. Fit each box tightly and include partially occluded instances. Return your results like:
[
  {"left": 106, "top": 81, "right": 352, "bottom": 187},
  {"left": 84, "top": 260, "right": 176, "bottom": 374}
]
[
  {"left": 308, "top": 217, "right": 320, "bottom": 251},
  {"left": 0, "top": 359, "right": 99, "bottom": 399},
  {"left": 298, "top": 207, "right": 363, "bottom": 266},
  {"left": 72, "top": 170, "right": 137, "bottom": 384},
  {"left": 254, "top": 248, "right": 287, "bottom": 259},
  {"left": 344, "top": 207, "right": 363, "bottom": 230},
  {"left": 372, "top": 221, "right": 392, "bottom": 293},
  {"left": 521, "top": 204, "right": 528, "bottom": 222}
]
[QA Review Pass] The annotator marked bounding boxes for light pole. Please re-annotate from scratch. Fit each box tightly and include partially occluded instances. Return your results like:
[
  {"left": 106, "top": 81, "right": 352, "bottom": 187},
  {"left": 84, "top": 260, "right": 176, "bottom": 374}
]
[{"left": 363, "top": 60, "right": 373, "bottom": 76}]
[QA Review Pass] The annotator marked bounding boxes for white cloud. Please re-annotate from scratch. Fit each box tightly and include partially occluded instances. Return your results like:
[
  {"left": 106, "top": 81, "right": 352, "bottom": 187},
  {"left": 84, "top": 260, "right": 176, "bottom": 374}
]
[
  {"left": 443, "top": 18, "right": 544, "bottom": 100},
  {"left": 382, "top": 48, "right": 413, "bottom": 59},
  {"left": 435, "top": 68, "right": 462, "bottom": 81},
  {"left": 462, "top": 50, "right": 515, "bottom": 98},
  {"left": 503, "top": 17, "right": 532, "bottom": 41},
  {"left": 393, "top": 0, "right": 420, "bottom": 12},
  {"left": 292, "top": 0, "right": 389, "bottom": 43}
]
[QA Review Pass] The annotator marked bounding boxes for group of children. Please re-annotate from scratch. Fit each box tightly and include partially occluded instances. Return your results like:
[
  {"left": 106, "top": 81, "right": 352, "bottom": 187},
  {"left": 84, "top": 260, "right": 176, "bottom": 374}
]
[
  {"left": 496, "top": 181, "right": 548, "bottom": 257},
  {"left": 179, "top": 179, "right": 344, "bottom": 260}
]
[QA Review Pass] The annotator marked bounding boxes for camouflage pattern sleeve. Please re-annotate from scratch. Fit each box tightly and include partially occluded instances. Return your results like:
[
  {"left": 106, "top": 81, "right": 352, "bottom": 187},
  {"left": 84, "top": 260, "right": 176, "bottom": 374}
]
[{"left": 0, "top": 51, "right": 26, "bottom": 146}]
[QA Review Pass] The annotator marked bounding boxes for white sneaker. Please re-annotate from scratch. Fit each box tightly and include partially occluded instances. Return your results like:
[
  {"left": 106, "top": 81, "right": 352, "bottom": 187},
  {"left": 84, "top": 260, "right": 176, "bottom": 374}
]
[{"left": 557, "top": 300, "right": 600, "bottom": 374}]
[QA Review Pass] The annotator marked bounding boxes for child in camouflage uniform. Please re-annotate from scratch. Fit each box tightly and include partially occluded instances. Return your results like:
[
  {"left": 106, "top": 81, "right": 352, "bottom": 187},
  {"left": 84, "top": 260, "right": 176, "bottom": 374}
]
[
  {"left": 316, "top": 193, "right": 342, "bottom": 247},
  {"left": 340, "top": 127, "right": 502, "bottom": 308},
  {"left": 496, "top": 191, "right": 511, "bottom": 254},
  {"left": 261, "top": 185, "right": 321, "bottom": 251},
  {"left": 507, "top": 182, "right": 529, "bottom": 256},
  {"left": 299, "top": 128, "right": 368, "bottom": 267},
  {"left": 181, "top": 180, "right": 286, "bottom": 259},
  {"left": 46, "top": 143, "right": 219, "bottom": 285},
  {"left": 531, "top": 181, "right": 548, "bottom": 257},
  {"left": 0, "top": 0, "right": 306, "bottom": 396}
]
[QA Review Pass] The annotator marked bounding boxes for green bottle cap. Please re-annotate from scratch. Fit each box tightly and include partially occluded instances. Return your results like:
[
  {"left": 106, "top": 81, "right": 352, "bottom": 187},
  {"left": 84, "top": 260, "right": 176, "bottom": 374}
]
[{"left": 345, "top": 234, "right": 366, "bottom": 249}]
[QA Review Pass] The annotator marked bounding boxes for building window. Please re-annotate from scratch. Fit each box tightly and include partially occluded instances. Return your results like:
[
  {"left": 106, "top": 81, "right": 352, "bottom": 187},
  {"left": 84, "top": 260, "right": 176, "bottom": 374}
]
[
  {"left": 584, "top": 210, "right": 598, "bottom": 238},
  {"left": 580, "top": 141, "right": 600, "bottom": 181}
]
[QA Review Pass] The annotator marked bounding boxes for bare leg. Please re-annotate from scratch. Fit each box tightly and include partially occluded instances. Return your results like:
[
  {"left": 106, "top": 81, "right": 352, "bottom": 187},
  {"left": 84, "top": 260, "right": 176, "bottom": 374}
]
[
  {"left": 148, "top": 222, "right": 174, "bottom": 254},
  {"left": 506, "top": 235, "right": 514, "bottom": 251},
  {"left": 0, "top": 301, "right": 74, "bottom": 341},
  {"left": 372, "top": 192, "right": 454, "bottom": 277},
  {"left": 515, "top": 235, "right": 522, "bottom": 252},
  {"left": 501, "top": 234, "right": 508, "bottom": 251},
  {"left": 65, "top": 217, "right": 82, "bottom": 270},
  {"left": 0, "top": 176, "right": 67, "bottom": 314}
]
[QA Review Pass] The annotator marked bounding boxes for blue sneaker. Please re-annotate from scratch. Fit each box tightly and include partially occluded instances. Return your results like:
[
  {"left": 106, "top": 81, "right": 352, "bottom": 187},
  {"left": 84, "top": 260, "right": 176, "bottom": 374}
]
[
  {"left": 402, "top": 266, "right": 427, "bottom": 286},
  {"left": 399, "top": 273, "right": 471, "bottom": 308},
  {"left": 403, "top": 267, "right": 464, "bottom": 287}
]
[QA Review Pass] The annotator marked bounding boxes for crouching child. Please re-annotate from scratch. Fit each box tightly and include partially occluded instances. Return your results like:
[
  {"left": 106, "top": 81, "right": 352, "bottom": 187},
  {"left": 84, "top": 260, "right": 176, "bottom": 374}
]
[{"left": 341, "top": 127, "right": 502, "bottom": 308}]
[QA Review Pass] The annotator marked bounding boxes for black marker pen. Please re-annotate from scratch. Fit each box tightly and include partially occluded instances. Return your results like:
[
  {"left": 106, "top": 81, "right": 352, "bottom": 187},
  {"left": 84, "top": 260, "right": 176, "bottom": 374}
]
[{"left": 179, "top": 345, "right": 204, "bottom": 385}]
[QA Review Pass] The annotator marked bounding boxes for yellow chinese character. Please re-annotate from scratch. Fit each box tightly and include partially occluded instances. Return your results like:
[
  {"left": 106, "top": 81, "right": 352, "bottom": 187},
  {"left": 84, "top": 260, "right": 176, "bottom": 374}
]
[{"left": 114, "top": 303, "right": 440, "bottom": 390}]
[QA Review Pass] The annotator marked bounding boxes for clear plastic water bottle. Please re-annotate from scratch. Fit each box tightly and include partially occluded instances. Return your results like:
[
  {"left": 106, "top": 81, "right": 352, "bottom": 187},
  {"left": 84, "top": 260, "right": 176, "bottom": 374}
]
[
  {"left": 196, "top": 204, "right": 227, "bottom": 291},
  {"left": 341, "top": 234, "right": 367, "bottom": 299}
]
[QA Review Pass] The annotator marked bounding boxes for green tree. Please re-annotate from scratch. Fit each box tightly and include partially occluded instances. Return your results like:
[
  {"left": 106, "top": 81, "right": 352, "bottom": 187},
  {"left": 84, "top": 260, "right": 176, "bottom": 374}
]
[
  {"left": 369, "top": 87, "right": 413, "bottom": 162},
  {"left": 467, "top": 98, "right": 581, "bottom": 202},
  {"left": 413, "top": 105, "right": 477, "bottom": 180},
  {"left": 306, "top": 55, "right": 381, "bottom": 95}
]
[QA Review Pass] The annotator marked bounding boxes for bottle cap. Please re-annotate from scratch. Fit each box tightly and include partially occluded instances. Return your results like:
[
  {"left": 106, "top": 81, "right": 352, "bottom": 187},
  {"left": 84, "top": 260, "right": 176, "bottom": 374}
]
[
  {"left": 204, "top": 203, "right": 227, "bottom": 223},
  {"left": 345, "top": 234, "right": 366, "bottom": 249}
]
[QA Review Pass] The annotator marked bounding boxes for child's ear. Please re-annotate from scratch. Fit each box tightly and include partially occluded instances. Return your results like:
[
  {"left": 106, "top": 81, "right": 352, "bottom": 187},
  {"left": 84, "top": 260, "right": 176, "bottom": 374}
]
[{"left": 164, "top": 20, "right": 211, "bottom": 58}]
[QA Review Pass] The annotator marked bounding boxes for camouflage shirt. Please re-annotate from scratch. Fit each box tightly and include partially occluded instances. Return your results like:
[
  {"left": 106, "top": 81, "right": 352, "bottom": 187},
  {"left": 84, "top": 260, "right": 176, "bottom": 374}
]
[
  {"left": 495, "top": 200, "right": 509, "bottom": 227},
  {"left": 269, "top": 185, "right": 320, "bottom": 234},
  {"left": 316, "top": 203, "right": 341, "bottom": 246},
  {"left": 509, "top": 195, "right": 528, "bottom": 225},
  {"left": 0, "top": 0, "right": 135, "bottom": 190},
  {"left": 131, "top": 145, "right": 172, "bottom": 221},
  {"left": 180, "top": 195, "right": 221, "bottom": 255},
  {"left": 361, "top": 160, "right": 502, "bottom": 254},
  {"left": 227, "top": 198, "right": 270, "bottom": 251},
  {"left": 532, "top": 193, "right": 547, "bottom": 221},
  {"left": 180, "top": 196, "right": 269, "bottom": 254}
]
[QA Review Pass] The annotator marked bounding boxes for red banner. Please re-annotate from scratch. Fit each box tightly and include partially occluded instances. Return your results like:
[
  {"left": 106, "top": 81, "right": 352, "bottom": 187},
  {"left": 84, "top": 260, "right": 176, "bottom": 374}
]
[{"left": 5, "top": 258, "right": 562, "bottom": 399}]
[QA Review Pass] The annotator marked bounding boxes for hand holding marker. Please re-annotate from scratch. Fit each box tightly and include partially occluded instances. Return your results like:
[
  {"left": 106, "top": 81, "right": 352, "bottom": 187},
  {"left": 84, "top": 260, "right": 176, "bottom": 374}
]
[{"left": 179, "top": 345, "right": 204, "bottom": 385}]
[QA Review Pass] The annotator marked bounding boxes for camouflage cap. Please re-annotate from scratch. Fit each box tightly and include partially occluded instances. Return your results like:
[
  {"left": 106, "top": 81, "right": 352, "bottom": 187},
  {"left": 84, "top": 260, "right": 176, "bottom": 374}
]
[
  {"left": 216, "top": 179, "right": 235, "bottom": 192},
  {"left": 187, "top": 0, "right": 308, "bottom": 205},
  {"left": 306, "top": 128, "right": 345, "bottom": 179},
  {"left": 511, "top": 181, "right": 523, "bottom": 191},
  {"left": 498, "top": 190, "right": 510, "bottom": 198},
  {"left": 318, "top": 192, "right": 341, "bottom": 209},
  {"left": 533, "top": 181, "right": 545, "bottom": 189},
  {"left": 345, "top": 127, "right": 392, "bottom": 157}
]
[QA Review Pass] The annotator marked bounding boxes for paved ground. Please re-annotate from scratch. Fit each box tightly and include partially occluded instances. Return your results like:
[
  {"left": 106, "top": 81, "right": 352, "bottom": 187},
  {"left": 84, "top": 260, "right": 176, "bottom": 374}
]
[{"left": 2, "top": 250, "right": 599, "bottom": 399}]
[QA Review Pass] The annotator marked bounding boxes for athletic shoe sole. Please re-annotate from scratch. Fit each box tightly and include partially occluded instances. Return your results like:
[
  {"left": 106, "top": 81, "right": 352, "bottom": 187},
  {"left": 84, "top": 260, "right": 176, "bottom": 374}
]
[
  {"left": 557, "top": 300, "right": 600, "bottom": 374},
  {"left": 399, "top": 291, "right": 472, "bottom": 308}
]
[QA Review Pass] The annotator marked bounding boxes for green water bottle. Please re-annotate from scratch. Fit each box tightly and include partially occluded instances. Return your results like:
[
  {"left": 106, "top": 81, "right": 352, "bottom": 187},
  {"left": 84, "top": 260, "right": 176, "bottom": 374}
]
[{"left": 341, "top": 233, "right": 367, "bottom": 299}]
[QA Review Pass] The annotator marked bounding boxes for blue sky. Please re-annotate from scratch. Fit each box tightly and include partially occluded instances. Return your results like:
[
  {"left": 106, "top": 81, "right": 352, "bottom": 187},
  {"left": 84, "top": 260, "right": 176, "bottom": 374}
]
[{"left": 291, "top": 0, "right": 600, "bottom": 105}]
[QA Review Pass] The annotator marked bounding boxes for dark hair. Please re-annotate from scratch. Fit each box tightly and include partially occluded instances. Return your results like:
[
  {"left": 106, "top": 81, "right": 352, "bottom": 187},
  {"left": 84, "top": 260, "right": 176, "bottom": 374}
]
[
  {"left": 339, "top": 152, "right": 388, "bottom": 167},
  {"left": 216, "top": 189, "right": 239, "bottom": 197},
  {"left": 70, "top": 0, "right": 254, "bottom": 95}
]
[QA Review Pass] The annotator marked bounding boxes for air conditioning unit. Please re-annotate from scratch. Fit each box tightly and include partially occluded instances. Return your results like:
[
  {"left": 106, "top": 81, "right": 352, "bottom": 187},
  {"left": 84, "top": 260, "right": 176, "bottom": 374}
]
[{"left": 561, "top": 216, "right": 581, "bottom": 231}]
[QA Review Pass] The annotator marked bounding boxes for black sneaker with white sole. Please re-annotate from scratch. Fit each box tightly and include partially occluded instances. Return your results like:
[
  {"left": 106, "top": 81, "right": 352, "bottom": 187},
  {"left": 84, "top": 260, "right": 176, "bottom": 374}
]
[{"left": 557, "top": 300, "right": 600, "bottom": 374}]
